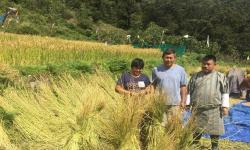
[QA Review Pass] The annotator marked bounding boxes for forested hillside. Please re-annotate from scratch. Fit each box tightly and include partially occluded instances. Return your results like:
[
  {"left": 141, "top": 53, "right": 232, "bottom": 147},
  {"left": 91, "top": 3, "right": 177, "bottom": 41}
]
[{"left": 0, "top": 0, "right": 250, "bottom": 58}]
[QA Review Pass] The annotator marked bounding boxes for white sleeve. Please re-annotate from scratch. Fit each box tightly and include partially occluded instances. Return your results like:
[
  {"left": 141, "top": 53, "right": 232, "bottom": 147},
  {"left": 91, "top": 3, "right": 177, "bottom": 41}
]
[
  {"left": 186, "top": 94, "right": 190, "bottom": 105},
  {"left": 222, "top": 93, "right": 230, "bottom": 107}
]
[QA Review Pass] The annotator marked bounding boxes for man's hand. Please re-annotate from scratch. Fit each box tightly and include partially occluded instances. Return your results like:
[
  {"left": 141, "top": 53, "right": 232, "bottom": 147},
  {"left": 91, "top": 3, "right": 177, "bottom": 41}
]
[
  {"left": 180, "top": 85, "right": 187, "bottom": 110},
  {"left": 132, "top": 90, "right": 147, "bottom": 96},
  {"left": 222, "top": 107, "right": 229, "bottom": 116},
  {"left": 180, "top": 101, "right": 186, "bottom": 110}
]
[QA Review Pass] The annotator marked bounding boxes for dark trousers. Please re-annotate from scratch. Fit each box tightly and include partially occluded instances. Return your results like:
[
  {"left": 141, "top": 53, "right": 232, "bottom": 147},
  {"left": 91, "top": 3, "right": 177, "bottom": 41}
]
[{"left": 246, "top": 90, "right": 250, "bottom": 101}]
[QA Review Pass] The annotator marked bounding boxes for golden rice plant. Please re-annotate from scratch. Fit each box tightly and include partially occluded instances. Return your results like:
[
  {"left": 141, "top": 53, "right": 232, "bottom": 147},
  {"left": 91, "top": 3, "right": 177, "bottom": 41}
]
[
  {"left": 0, "top": 64, "right": 19, "bottom": 80},
  {"left": 98, "top": 95, "right": 153, "bottom": 149},
  {"left": 0, "top": 73, "right": 114, "bottom": 149},
  {"left": 145, "top": 95, "right": 195, "bottom": 150},
  {"left": 216, "top": 65, "right": 229, "bottom": 75},
  {"left": 246, "top": 68, "right": 250, "bottom": 75},
  {"left": 0, "top": 32, "right": 161, "bottom": 66},
  {"left": 0, "top": 71, "right": 198, "bottom": 150},
  {"left": 186, "top": 66, "right": 200, "bottom": 77}
]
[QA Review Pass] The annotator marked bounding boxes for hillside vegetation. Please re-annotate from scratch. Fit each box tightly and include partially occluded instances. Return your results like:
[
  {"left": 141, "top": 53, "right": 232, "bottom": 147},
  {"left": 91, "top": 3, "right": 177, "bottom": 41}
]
[{"left": 0, "top": 0, "right": 250, "bottom": 58}]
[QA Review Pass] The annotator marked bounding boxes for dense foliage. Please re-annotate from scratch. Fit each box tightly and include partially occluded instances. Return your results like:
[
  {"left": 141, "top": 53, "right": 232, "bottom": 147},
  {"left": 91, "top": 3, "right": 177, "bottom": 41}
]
[{"left": 0, "top": 0, "right": 250, "bottom": 58}]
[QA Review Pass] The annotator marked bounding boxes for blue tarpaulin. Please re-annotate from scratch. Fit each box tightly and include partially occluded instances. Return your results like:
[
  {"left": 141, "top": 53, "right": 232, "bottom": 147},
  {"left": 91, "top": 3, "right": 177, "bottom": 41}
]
[
  {"left": 183, "top": 101, "right": 250, "bottom": 143},
  {"left": 221, "top": 101, "right": 250, "bottom": 143},
  {"left": 0, "top": 15, "right": 5, "bottom": 23},
  {"left": 0, "top": 13, "right": 7, "bottom": 24}
]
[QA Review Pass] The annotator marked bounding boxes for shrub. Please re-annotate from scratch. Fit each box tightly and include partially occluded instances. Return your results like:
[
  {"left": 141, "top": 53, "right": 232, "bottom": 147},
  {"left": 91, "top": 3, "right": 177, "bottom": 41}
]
[
  {"left": 93, "top": 22, "right": 128, "bottom": 44},
  {"left": 0, "top": 107, "right": 15, "bottom": 128},
  {"left": 19, "top": 65, "right": 47, "bottom": 76},
  {"left": 16, "top": 23, "right": 40, "bottom": 35},
  {"left": 105, "top": 59, "right": 129, "bottom": 77},
  {"left": 67, "top": 62, "right": 93, "bottom": 73},
  {"left": 141, "top": 22, "right": 166, "bottom": 47},
  {"left": 47, "top": 63, "right": 64, "bottom": 75}
]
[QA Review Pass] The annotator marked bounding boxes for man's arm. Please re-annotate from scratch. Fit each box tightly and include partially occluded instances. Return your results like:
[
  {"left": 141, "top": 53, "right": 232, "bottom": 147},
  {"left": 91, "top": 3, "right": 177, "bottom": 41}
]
[
  {"left": 220, "top": 73, "right": 230, "bottom": 116},
  {"left": 115, "top": 84, "right": 152, "bottom": 96},
  {"left": 115, "top": 84, "right": 130, "bottom": 95},
  {"left": 115, "top": 73, "right": 131, "bottom": 95},
  {"left": 180, "top": 85, "right": 187, "bottom": 109},
  {"left": 222, "top": 93, "right": 230, "bottom": 116},
  {"left": 151, "top": 67, "right": 158, "bottom": 90},
  {"left": 144, "top": 84, "right": 154, "bottom": 94},
  {"left": 180, "top": 68, "right": 188, "bottom": 108}
]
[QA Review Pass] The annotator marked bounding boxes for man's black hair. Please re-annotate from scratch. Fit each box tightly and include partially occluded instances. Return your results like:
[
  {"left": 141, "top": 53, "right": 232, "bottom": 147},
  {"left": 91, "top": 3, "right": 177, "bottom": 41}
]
[
  {"left": 131, "top": 58, "right": 144, "bottom": 69},
  {"left": 202, "top": 54, "right": 217, "bottom": 63},
  {"left": 162, "top": 48, "right": 176, "bottom": 58}
]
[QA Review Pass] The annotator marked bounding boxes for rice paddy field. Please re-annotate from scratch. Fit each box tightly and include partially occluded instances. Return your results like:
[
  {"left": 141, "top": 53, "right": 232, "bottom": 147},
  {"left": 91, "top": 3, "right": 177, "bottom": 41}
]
[{"left": 0, "top": 32, "right": 250, "bottom": 150}]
